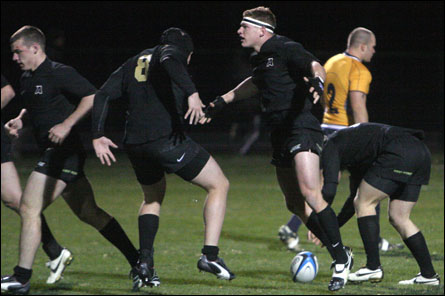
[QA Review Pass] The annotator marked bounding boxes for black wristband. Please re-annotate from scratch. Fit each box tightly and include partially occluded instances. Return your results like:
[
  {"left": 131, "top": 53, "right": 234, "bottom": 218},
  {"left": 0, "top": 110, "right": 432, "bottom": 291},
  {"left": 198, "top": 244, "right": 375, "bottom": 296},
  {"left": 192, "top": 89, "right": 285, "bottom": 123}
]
[
  {"left": 204, "top": 96, "right": 227, "bottom": 118},
  {"left": 306, "top": 76, "right": 324, "bottom": 97}
]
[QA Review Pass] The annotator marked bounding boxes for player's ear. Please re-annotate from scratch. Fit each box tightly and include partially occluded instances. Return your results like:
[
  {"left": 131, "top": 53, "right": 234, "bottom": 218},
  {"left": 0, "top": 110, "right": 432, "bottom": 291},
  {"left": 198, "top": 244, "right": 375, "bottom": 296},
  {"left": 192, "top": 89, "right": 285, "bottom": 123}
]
[
  {"left": 260, "top": 27, "right": 267, "bottom": 38},
  {"left": 31, "top": 43, "right": 39, "bottom": 54}
]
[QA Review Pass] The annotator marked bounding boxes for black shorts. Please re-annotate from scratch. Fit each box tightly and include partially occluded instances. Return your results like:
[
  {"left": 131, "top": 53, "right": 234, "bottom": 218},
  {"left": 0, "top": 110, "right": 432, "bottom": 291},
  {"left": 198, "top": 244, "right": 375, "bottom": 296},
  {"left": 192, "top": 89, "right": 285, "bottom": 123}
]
[
  {"left": 364, "top": 174, "right": 422, "bottom": 202},
  {"left": 364, "top": 135, "right": 431, "bottom": 185},
  {"left": 271, "top": 127, "right": 324, "bottom": 168},
  {"left": 363, "top": 135, "right": 431, "bottom": 202},
  {"left": 125, "top": 135, "right": 211, "bottom": 185},
  {"left": 34, "top": 145, "right": 87, "bottom": 184},
  {"left": 1, "top": 125, "right": 12, "bottom": 164}
]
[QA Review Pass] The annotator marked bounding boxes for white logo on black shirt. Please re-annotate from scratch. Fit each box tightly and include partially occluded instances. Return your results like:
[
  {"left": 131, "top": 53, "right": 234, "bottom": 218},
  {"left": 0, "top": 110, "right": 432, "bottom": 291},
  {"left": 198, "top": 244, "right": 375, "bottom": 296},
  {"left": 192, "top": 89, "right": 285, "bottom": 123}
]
[
  {"left": 35, "top": 85, "right": 43, "bottom": 95},
  {"left": 177, "top": 153, "right": 186, "bottom": 162},
  {"left": 266, "top": 58, "right": 274, "bottom": 68}
]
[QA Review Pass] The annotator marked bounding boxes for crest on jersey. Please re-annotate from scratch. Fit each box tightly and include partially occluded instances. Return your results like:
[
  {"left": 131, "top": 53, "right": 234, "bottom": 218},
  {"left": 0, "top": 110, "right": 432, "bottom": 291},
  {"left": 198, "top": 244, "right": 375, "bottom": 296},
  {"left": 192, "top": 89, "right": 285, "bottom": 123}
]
[
  {"left": 34, "top": 85, "right": 43, "bottom": 95},
  {"left": 266, "top": 58, "right": 274, "bottom": 68}
]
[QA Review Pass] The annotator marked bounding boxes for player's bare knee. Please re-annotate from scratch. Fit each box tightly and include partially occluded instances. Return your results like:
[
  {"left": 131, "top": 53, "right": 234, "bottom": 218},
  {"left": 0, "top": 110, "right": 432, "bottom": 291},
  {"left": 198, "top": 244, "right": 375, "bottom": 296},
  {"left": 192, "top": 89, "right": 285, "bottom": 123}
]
[
  {"left": 1, "top": 195, "right": 20, "bottom": 211},
  {"left": 19, "top": 203, "right": 40, "bottom": 220},
  {"left": 206, "top": 175, "right": 230, "bottom": 195},
  {"left": 388, "top": 212, "right": 406, "bottom": 229}
]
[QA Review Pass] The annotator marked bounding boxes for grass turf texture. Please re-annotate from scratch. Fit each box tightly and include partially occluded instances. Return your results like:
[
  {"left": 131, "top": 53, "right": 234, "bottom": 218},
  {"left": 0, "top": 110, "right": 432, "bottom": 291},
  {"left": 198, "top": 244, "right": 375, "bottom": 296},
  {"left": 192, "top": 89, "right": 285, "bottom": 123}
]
[{"left": 1, "top": 152, "right": 444, "bottom": 295}]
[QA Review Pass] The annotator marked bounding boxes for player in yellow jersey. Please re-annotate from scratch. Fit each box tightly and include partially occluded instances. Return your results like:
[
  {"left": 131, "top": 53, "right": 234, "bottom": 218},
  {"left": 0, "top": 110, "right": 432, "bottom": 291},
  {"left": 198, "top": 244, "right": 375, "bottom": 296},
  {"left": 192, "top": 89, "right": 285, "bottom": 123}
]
[
  {"left": 279, "top": 27, "right": 403, "bottom": 253},
  {"left": 321, "top": 27, "right": 374, "bottom": 134}
]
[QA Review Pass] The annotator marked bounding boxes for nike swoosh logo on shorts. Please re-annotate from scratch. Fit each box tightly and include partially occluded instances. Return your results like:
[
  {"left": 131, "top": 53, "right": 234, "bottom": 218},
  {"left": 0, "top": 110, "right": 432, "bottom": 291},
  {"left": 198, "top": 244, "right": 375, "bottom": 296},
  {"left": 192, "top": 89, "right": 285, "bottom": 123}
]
[{"left": 177, "top": 153, "right": 186, "bottom": 162}]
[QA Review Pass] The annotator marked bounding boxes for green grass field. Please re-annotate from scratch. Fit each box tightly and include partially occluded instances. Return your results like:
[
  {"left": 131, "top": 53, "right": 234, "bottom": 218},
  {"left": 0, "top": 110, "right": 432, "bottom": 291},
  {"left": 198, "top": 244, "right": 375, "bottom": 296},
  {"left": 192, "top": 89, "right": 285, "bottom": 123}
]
[{"left": 1, "top": 152, "right": 444, "bottom": 295}]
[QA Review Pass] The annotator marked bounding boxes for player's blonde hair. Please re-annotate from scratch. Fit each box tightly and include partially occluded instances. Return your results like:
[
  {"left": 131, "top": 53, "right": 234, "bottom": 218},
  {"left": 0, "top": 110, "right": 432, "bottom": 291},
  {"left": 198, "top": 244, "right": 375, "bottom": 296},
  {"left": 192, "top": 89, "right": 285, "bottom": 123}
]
[
  {"left": 10, "top": 25, "right": 46, "bottom": 51},
  {"left": 243, "top": 6, "right": 277, "bottom": 29}
]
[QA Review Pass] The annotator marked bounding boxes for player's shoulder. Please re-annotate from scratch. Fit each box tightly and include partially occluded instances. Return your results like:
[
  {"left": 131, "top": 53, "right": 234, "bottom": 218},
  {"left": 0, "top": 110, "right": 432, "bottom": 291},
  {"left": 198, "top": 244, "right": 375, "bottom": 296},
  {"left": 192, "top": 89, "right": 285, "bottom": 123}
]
[{"left": 49, "top": 59, "right": 78, "bottom": 76}]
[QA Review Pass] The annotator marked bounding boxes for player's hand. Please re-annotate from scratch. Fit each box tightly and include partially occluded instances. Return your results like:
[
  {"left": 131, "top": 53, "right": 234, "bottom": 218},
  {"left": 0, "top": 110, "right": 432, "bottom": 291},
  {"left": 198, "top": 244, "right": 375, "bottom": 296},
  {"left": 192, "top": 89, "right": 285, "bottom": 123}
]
[
  {"left": 92, "top": 136, "right": 118, "bottom": 166},
  {"left": 4, "top": 108, "right": 26, "bottom": 138},
  {"left": 307, "top": 230, "right": 322, "bottom": 246},
  {"left": 199, "top": 96, "right": 227, "bottom": 124},
  {"left": 304, "top": 76, "right": 324, "bottom": 104},
  {"left": 48, "top": 121, "right": 72, "bottom": 145},
  {"left": 185, "top": 92, "right": 205, "bottom": 125}
]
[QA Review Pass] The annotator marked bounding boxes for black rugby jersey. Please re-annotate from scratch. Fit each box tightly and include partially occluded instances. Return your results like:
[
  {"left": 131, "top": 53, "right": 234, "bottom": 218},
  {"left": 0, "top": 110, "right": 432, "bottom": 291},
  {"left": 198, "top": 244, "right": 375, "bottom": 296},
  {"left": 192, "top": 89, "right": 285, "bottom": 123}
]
[
  {"left": 250, "top": 35, "right": 319, "bottom": 117},
  {"left": 19, "top": 58, "right": 96, "bottom": 147},
  {"left": 321, "top": 122, "right": 425, "bottom": 186},
  {"left": 92, "top": 45, "right": 197, "bottom": 144},
  {"left": 2, "top": 74, "right": 12, "bottom": 145},
  {"left": 1, "top": 74, "right": 9, "bottom": 88}
]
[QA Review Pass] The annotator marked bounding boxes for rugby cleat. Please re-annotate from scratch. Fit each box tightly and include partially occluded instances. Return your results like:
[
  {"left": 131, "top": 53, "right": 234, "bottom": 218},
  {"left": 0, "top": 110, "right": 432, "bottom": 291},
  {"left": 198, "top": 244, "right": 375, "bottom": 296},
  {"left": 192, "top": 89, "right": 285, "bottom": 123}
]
[
  {"left": 278, "top": 225, "right": 302, "bottom": 252},
  {"left": 129, "top": 267, "right": 143, "bottom": 292},
  {"left": 45, "top": 248, "right": 74, "bottom": 284},
  {"left": 197, "top": 255, "right": 235, "bottom": 280},
  {"left": 398, "top": 273, "right": 440, "bottom": 286},
  {"left": 348, "top": 266, "right": 384, "bottom": 283},
  {"left": 1, "top": 275, "right": 30, "bottom": 295},
  {"left": 378, "top": 238, "right": 404, "bottom": 252},
  {"left": 138, "top": 262, "right": 160, "bottom": 288},
  {"left": 328, "top": 247, "right": 353, "bottom": 291}
]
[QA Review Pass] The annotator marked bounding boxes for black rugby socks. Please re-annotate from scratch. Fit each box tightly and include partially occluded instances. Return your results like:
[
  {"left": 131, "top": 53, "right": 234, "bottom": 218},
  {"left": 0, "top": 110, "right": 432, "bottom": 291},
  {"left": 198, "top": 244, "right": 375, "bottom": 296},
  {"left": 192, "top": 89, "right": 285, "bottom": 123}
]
[
  {"left": 317, "top": 206, "right": 347, "bottom": 263},
  {"left": 138, "top": 214, "right": 159, "bottom": 261},
  {"left": 357, "top": 215, "right": 381, "bottom": 270},
  {"left": 13, "top": 266, "right": 32, "bottom": 285},
  {"left": 41, "top": 214, "right": 64, "bottom": 260},
  {"left": 306, "top": 212, "right": 335, "bottom": 260},
  {"left": 404, "top": 231, "right": 436, "bottom": 278},
  {"left": 202, "top": 245, "right": 219, "bottom": 261},
  {"left": 100, "top": 218, "right": 139, "bottom": 267}
]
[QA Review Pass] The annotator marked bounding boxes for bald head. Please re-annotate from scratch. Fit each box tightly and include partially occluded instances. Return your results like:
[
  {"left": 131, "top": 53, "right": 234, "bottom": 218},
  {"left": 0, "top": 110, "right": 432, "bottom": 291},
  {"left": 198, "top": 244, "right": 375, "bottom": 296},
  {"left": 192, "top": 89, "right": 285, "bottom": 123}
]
[
  {"left": 347, "top": 27, "right": 375, "bottom": 49},
  {"left": 346, "top": 27, "right": 376, "bottom": 62}
]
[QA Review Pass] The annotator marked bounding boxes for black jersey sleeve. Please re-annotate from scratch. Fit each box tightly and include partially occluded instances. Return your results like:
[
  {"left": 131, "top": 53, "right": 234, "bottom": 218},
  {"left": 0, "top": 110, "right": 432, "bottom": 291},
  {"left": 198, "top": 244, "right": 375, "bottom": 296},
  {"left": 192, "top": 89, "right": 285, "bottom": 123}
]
[
  {"left": 56, "top": 65, "right": 97, "bottom": 99},
  {"left": 159, "top": 47, "right": 197, "bottom": 97},
  {"left": 284, "top": 41, "right": 319, "bottom": 77},
  {"left": 91, "top": 65, "right": 125, "bottom": 139},
  {"left": 1, "top": 74, "right": 9, "bottom": 88}
]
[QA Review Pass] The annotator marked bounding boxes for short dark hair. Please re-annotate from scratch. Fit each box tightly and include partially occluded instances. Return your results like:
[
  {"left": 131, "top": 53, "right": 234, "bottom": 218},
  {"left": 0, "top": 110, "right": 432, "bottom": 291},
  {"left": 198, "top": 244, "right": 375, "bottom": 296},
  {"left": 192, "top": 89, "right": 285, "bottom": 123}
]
[
  {"left": 243, "top": 6, "right": 276, "bottom": 29},
  {"left": 10, "top": 25, "right": 46, "bottom": 51},
  {"left": 347, "top": 27, "right": 374, "bottom": 49}
]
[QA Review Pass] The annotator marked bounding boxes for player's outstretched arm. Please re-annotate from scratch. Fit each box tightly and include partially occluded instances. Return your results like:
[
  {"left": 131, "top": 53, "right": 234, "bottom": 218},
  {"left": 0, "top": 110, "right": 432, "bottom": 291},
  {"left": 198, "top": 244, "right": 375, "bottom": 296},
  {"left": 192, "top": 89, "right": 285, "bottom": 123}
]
[
  {"left": 92, "top": 136, "right": 118, "bottom": 166},
  {"left": 200, "top": 76, "right": 259, "bottom": 124},
  {"left": 185, "top": 92, "right": 205, "bottom": 125}
]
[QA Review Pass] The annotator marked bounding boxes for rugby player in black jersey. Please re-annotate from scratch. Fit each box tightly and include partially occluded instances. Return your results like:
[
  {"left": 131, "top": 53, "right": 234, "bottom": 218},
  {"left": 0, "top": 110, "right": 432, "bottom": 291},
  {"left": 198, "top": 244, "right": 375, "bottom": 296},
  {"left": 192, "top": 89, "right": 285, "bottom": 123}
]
[
  {"left": 91, "top": 27, "right": 234, "bottom": 290},
  {"left": 1, "top": 74, "right": 75, "bottom": 286},
  {"left": 201, "top": 6, "right": 352, "bottom": 291},
  {"left": 321, "top": 123, "right": 440, "bottom": 285},
  {"left": 1, "top": 26, "right": 140, "bottom": 295}
]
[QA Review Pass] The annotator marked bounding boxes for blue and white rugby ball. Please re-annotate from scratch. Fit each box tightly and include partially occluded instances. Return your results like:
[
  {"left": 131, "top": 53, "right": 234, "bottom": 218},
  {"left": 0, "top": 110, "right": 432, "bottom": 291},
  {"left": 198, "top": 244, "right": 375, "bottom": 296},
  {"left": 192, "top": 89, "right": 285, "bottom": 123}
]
[{"left": 290, "top": 251, "right": 319, "bottom": 283}]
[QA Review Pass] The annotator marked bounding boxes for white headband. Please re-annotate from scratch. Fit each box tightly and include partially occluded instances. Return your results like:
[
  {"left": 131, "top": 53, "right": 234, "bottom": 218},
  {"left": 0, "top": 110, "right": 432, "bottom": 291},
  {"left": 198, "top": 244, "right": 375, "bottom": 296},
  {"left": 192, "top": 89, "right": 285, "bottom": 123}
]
[{"left": 241, "top": 17, "right": 275, "bottom": 33}]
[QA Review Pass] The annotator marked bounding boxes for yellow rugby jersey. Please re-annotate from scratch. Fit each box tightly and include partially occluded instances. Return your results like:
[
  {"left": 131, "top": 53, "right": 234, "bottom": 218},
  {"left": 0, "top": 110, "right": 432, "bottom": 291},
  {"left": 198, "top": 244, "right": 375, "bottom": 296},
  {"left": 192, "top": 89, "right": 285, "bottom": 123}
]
[{"left": 322, "top": 53, "right": 372, "bottom": 126}]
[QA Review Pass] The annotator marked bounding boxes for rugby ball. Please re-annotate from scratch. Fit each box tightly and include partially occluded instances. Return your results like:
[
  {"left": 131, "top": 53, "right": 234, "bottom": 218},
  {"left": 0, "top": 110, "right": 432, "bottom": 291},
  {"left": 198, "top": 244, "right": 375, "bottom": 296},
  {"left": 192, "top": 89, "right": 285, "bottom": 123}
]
[{"left": 290, "top": 251, "right": 318, "bottom": 283}]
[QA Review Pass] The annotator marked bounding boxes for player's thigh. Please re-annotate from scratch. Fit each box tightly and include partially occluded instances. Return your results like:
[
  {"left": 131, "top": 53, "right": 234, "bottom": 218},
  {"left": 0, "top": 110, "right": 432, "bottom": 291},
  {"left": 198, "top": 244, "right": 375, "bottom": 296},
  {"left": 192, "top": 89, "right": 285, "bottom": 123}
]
[
  {"left": 140, "top": 176, "right": 167, "bottom": 204},
  {"left": 190, "top": 156, "right": 228, "bottom": 192},
  {"left": 355, "top": 179, "right": 388, "bottom": 209},
  {"left": 62, "top": 176, "right": 98, "bottom": 214},
  {"left": 21, "top": 171, "right": 67, "bottom": 214},
  {"left": 293, "top": 151, "right": 322, "bottom": 195},
  {"left": 275, "top": 167, "right": 306, "bottom": 214},
  {"left": 1, "top": 161, "right": 22, "bottom": 207}
]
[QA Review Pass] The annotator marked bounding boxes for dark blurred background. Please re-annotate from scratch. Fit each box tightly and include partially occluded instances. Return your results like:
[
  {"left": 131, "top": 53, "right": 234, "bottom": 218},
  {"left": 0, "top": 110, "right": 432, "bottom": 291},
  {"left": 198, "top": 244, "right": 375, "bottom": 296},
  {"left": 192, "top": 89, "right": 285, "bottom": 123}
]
[{"left": 2, "top": 1, "right": 443, "bottom": 153}]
